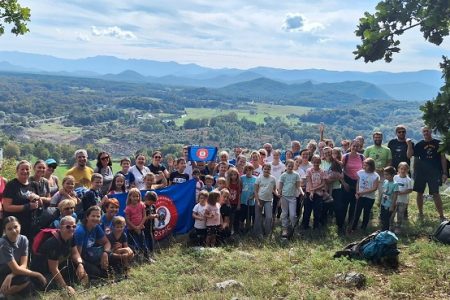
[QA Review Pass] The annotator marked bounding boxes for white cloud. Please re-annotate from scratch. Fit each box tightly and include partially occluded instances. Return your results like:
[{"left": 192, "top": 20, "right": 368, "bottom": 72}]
[
  {"left": 282, "top": 13, "right": 304, "bottom": 31},
  {"left": 91, "top": 26, "right": 136, "bottom": 39},
  {"left": 76, "top": 32, "right": 90, "bottom": 42}
]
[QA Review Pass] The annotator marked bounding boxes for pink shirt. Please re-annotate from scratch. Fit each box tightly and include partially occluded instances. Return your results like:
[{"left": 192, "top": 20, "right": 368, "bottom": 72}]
[
  {"left": 205, "top": 203, "right": 221, "bottom": 226},
  {"left": 306, "top": 168, "right": 326, "bottom": 194},
  {"left": 344, "top": 154, "right": 364, "bottom": 180},
  {"left": 125, "top": 202, "right": 146, "bottom": 226}
]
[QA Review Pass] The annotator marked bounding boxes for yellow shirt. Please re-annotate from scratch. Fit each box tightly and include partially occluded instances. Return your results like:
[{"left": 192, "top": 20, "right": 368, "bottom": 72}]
[{"left": 66, "top": 166, "right": 94, "bottom": 188}]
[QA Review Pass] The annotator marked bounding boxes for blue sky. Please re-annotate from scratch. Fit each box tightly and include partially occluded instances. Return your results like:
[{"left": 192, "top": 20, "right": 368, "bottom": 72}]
[{"left": 1, "top": 0, "right": 449, "bottom": 71}]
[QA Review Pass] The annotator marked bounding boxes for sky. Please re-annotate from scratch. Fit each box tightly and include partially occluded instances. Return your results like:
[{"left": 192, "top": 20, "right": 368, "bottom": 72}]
[{"left": 0, "top": 0, "right": 449, "bottom": 72}]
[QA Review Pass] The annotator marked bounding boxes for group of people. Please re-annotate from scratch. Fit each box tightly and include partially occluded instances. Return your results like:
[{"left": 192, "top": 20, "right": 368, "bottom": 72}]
[{"left": 0, "top": 124, "right": 447, "bottom": 297}]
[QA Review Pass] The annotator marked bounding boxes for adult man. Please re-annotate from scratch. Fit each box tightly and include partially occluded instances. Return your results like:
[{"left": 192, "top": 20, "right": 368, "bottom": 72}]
[
  {"left": 31, "top": 216, "right": 87, "bottom": 296},
  {"left": 387, "top": 125, "right": 414, "bottom": 170},
  {"left": 65, "top": 149, "right": 94, "bottom": 188},
  {"left": 364, "top": 132, "right": 392, "bottom": 204},
  {"left": 263, "top": 143, "right": 273, "bottom": 163},
  {"left": 229, "top": 147, "right": 243, "bottom": 166},
  {"left": 413, "top": 126, "right": 447, "bottom": 220}
]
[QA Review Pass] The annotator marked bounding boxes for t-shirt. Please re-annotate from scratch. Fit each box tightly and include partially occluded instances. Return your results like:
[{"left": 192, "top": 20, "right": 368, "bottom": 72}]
[
  {"left": 65, "top": 166, "right": 94, "bottom": 189},
  {"left": 107, "top": 232, "right": 128, "bottom": 247},
  {"left": 0, "top": 176, "right": 7, "bottom": 203},
  {"left": 252, "top": 166, "right": 263, "bottom": 177},
  {"left": 129, "top": 165, "right": 151, "bottom": 190},
  {"left": 169, "top": 171, "right": 189, "bottom": 185},
  {"left": 393, "top": 175, "right": 413, "bottom": 204},
  {"left": 192, "top": 203, "right": 207, "bottom": 229},
  {"left": 124, "top": 202, "right": 146, "bottom": 227},
  {"left": 50, "top": 191, "right": 77, "bottom": 207},
  {"left": 100, "top": 215, "right": 114, "bottom": 236},
  {"left": 343, "top": 153, "right": 365, "bottom": 180},
  {"left": 255, "top": 175, "right": 276, "bottom": 202},
  {"left": 0, "top": 235, "right": 28, "bottom": 267},
  {"left": 270, "top": 162, "right": 286, "bottom": 183},
  {"left": 388, "top": 139, "right": 413, "bottom": 168},
  {"left": 30, "top": 233, "right": 74, "bottom": 274},
  {"left": 74, "top": 224, "right": 105, "bottom": 253},
  {"left": 240, "top": 175, "right": 256, "bottom": 206},
  {"left": 381, "top": 180, "right": 399, "bottom": 209},
  {"left": 205, "top": 203, "right": 221, "bottom": 226},
  {"left": 364, "top": 145, "right": 392, "bottom": 171},
  {"left": 94, "top": 166, "right": 114, "bottom": 195},
  {"left": 148, "top": 164, "right": 167, "bottom": 184},
  {"left": 3, "top": 178, "right": 39, "bottom": 238},
  {"left": 116, "top": 171, "right": 135, "bottom": 190},
  {"left": 29, "top": 176, "right": 50, "bottom": 197},
  {"left": 306, "top": 168, "right": 326, "bottom": 194},
  {"left": 82, "top": 189, "right": 103, "bottom": 212},
  {"left": 357, "top": 170, "right": 380, "bottom": 199},
  {"left": 413, "top": 139, "right": 442, "bottom": 170},
  {"left": 280, "top": 172, "right": 300, "bottom": 197},
  {"left": 228, "top": 182, "right": 241, "bottom": 206},
  {"left": 321, "top": 160, "right": 341, "bottom": 190}
]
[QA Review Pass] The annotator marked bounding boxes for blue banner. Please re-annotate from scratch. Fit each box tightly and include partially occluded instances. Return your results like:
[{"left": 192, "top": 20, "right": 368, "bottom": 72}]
[
  {"left": 109, "top": 180, "right": 196, "bottom": 240},
  {"left": 187, "top": 146, "right": 218, "bottom": 162}
]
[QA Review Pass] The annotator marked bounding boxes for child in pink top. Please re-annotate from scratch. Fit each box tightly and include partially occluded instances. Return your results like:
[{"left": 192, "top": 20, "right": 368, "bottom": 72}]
[
  {"left": 125, "top": 188, "right": 149, "bottom": 257},
  {"left": 302, "top": 155, "right": 327, "bottom": 229},
  {"left": 204, "top": 190, "right": 221, "bottom": 247}
]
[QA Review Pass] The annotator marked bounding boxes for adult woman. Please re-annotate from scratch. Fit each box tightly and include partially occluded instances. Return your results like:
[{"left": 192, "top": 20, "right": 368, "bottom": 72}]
[
  {"left": 338, "top": 140, "right": 365, "bottom": 233},
  {"left": 0, "top": 217, "right": 46, "bottom": 296},
  {"left": 148, "top": 151, "right": 169, "bottom": 186},
  {"left": 100, "top": 198, "right": 120, "bottom": 236},
  {"left": 29, "top": 160, "right": 51, "bottom": 206},
  {"left": 31, "top": 216, "right": 87, "bottom": 296},
  {"left": 74, "top": 206, "right": 111, "bottom": 279},
  {"left": 320, "top": 147, "right": 343, "bottom": 226},
  {"left": 44, "top": 159, "right": 59, "bottom": 196},
  {"left": 0, "top": 163, "right": 8, "bottom": 232},
  {"left": 250, "top": 151, "right": 262, "bottom": 177},
  {"left": 2, "top": 161, "right": 41, "bottom": 239},
  {"left": 94, "top": 152, "right": 114, "bottom": 195},
  {"left": 129, "top": 154, "right": 151, "bottom": 190}
]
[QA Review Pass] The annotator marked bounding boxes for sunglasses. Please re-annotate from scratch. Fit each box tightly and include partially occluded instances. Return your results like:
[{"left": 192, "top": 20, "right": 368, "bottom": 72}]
[
  {"left": 154, "top": 156, "right": 162, "bottom": 159},
  {"left": 397, "top": 131, "right": 406, "bottom": 134},
  {"left": 64, "top": 225, "right": 77, "bottom": 230},
  {"left": 64, "top": 207, "right": 75, "bottom": 210},
  {"left": 101, "top": 156, "right": 110, "bottom": 161}
]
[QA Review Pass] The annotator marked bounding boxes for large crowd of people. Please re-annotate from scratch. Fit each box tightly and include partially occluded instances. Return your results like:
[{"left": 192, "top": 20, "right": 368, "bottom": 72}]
[{"left": 0, "top": 124, "right": 447, "bottom": 297}]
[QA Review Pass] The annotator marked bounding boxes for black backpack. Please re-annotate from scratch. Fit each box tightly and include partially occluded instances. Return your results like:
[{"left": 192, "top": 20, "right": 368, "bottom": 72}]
[{"left": 432, "top": 220, "right": 450, "bottom": 244}]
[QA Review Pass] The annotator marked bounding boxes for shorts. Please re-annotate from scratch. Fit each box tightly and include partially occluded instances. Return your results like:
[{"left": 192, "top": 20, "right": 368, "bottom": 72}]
[
  {"left": 206, "top": 225, "right": 221, "bottom": 236},
  {"left": 413, "top": 162, "right": 442, "bottom": 194}
]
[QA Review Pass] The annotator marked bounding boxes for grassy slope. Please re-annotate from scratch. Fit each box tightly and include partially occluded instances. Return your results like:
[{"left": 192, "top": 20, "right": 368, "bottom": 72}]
[{"left": 44, "top": 192, "right": 450, "bottom": 300}]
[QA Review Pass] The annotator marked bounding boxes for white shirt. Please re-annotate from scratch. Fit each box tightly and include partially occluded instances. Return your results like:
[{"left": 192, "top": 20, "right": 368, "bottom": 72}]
[{"left": 394, "top": 175, "right": 413, "bottom": 204}]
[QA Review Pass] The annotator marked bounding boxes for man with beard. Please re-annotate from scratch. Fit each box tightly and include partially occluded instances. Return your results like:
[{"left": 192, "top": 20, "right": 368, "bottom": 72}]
[
  {"left": 65, "top": 149, "right": 94, "bottom": 188},
  {"left": 387, "top": 125, "right": 414, "bottom": 170},
  {"left": 364, "top": 132, "right": 392, "bottom": 204}
]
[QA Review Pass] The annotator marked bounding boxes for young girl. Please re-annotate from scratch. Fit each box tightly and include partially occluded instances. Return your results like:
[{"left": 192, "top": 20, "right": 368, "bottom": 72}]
[
  {"left": 351, "top": 158, "right": 380, "bottom": 232},
  {"left": 254, "top": 163, "right": 278, "bottom": 237},
  {"left": 108, "top": 174, "right": 126, "bottom": 194},
  {"left": 279, "top": 159, "right": 302, "bottom": 237},
  {"left": 215, "top": 177, "right": 227, "bottom": 191},
  {"left": 302, "top": 155, "right": 327, "bottom": 229},
  {"left": 380, "top": 166, "right": 399, "bottom": 231},
  {"left": 204, "top": 190, "right": 221, "bottom": 247},
  {"left": 192, "top": 169, "right": 205, "bottom": 200},
  {"left": 393, "top": 162, "right": 412, "bottom": 232},
  {"left": 50, "top": 175, "right": 80, "bottom": 207},
  {"left": 240, "top": 165, "right": 256, "bottom": 231},
  {"left": 107, "top": 216, "right": 134, "bottom": 276},
  {"left": 124, "top": 188, "right": 148, "bottom": 258},
  {"left": 218, "top": 189, "right": 232, "bottom": 243},
  {"left": 203, "top": 175, "right": 215, "bottom": 192},
  {"left": 226, "top": 167, "right": 241, "bottom": 234},
  {"left": 144, "top": 172, "right": 167, "bottom": 190},
  {"left": 191, "top": 190, "right": 208, "bottom": 245}
]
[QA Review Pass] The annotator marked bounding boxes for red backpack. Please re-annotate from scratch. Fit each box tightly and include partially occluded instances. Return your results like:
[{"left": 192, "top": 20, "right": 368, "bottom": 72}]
[{"left": 32, "top": 228, "right": 60, "bottom": 255}]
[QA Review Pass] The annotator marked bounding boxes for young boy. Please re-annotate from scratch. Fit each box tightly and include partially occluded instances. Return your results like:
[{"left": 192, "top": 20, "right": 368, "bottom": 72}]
[
  {"left": 279, "top": 159, "right": 302, "bottom": 237},
  {"left": 380, "top": 166, "right": 399, "bottom": 231},
  {"left": 192, "top": 169, "right": 204, "bottom": 199},
  {"left": 393, "top": 162, "right": 413, "bottom": 232},
  {"left": 203, "top": 175, "right": 215, "bottom": 192},
  {"left": 215, "top": 162, "right": 228, "bottom": 179},
  {"left": 117, "top": 157, "right": 135, "bottom": 190},
  {"left": 82, "top": 173, "right": 108, "bottom": 213},
  {"left": 191, "top": 190, "right": 208, "bottom": 245},
  {"left": 254, "top": 163, "right": 278, "bottom": 237},
  {"left": 143, "top": 191, "right": 159, "bottom": 257},
  {"left": 169, "top": 158, "right": 190, "bottom": 185},
  {"left": 107, "top": 216, "right": 134, "bottom": 276}
]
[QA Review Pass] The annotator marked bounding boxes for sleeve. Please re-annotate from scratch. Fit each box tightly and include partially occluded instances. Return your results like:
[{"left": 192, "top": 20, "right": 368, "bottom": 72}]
[
  {"left": 407, "top": 178, "right": 413, "bottom": 189},
  {"left": 295, "top": 173, "right": 301, "bottom": 182},
  {"left": 393, "top": 183, "right": 399, "bottom": 192},
  {"left": 129, "top": 172, "right": 135, "bottom": 184},
  {"left": 2, "top": 181, "right": 15, "bottom": 200},
  {"left": 95, "top": 225, "right": 105, "bottom": 240},
  {"left": 0, "top": 241, "right": 14, "bottom": 263},
  {"left": 50, "top": 192, "right": 62, "bottom": 206},
  {"left": 363, "top": 148, "right": 369, "bottom": 157},
  {"left": 74, "top": 227, "right": 85, "bottom": 247},
  {"left": 255, "top": 176, "right": 261, "bottom": 185},
  {"left": 193, "top": 204, "right": 199, "bottom": 213},
  {"left": 387, "top": 148, "right": 392, "bottom": 159}
]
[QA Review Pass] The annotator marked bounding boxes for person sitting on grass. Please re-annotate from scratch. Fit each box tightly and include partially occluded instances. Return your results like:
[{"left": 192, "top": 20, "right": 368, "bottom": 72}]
[
  {"left": 100, "top": 198, "right": 120, "bottom": 236},
  {"left": 51, "top": 199, "right": 78, "bottom": 229},
  {"left": 107, "top": 216, "right": 134, "bottom": 277}
]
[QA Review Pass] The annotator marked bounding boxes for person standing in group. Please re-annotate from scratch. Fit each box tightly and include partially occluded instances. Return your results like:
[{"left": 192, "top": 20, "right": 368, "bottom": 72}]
[
  {"left": 412, "top": 126, "right": 447, "bottom": 221},
  {"left": 380, "top": 167, "right": 399, "bottom": 231},
  {"left": 94, "top": 152, "right": 114, "bottom": 195},
  {"left": 240, "top": 165, "right": 256, "bottom": 231},
  {"left": 387, "top": 125, "right": 414, "bottom": 170},
  {"left": 254, "top": 163, "right": 278, "bottom": 238},
  {"left": 270, "top": 150, "right": 285, "bottom": 223},
  {"left": 393, "top": 162, "right": 413, "bottom": 232},
  {"left": 66, "top": 149, "right": 94, "bottom": 189},
  {"left": 129, "top": 154, "right": 151, "bottom": 190},
  {"left": 302, "top": 156, "right": 327, "bottom": 229},
  {"left": 148, "top": 151, "right": 169, "bottom": 186},
  {"left": 279, "top": 159, "right": 302, "bottom": 237},
  {"left": 44, "top": 159, "right": 59, "bottom": 196},
  {"left": 364, "top": 132, "right": 392, "bottom": 206}
]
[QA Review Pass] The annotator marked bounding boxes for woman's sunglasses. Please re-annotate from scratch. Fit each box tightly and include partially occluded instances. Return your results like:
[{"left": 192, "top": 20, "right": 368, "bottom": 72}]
[{"left": 63, "top": 225, "right": 77, "bottom": 230}]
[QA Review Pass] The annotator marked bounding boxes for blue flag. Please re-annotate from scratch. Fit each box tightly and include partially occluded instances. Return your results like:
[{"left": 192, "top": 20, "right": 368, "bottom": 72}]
[
  {"left": 109, "top": 180, "right": 196, "bottom": 240},
  {"left": 187, "top": 146, "right": 218, "bottom": 162}
]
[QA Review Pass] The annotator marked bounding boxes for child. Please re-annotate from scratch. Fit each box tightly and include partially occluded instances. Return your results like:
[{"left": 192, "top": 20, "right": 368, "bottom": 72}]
[
  {"left": 254, "top": 163, "right": 278, "bottom": 237},
  {"left": 204, "top": 190, "right": 221, "bottom": 247},
  {"left": 380, "top": 166, "right": 399, "bottom": 231},
  {"left": 203, "top": 175, "right": 215, "bottom": 192},
  {"left": 351, "top": 158, "right": 380, "bottom": 231},
  {"left": 393, "top": 162, "right": 413, "bottom": 232},
  {"left": 117, "top": 157, "right": 135, "bottom": 190},
  {"left": 50, "top": 175, "right": 80, "bottom": 207},
  {"left": 143, "top": 191, "right": 159, "bottom": 256},
  {"left": 125, "top": 188, "right": 148, "bottom": 258},
  {"left": 279, "top": 159, "right": 302, "bottom": 237},
  {"left": 144, "top": 172, "right": 167, "bottom": 190},
  {"left": 219, "top": 189, "right": 232, "bottom": 242},
  {"left": 240, "top": 165, "right": 256, "bottom": 231},
  {"left": 192, "top": 169, "right": 205, "bottom": 200},
  {"left": 81, "top": 173, "right": 108, "bottom": 213},
  {"left": 107, "top": 216, "right": 134, "bottom": 276},
  {"left": 215, "top": 162, "right": 228, "bottom": 179},
  {"left": 191, "top": 190, "right": 208, "bottom": 245},
  {"left": 226, "top": 167, "right": 241, "bottom": 234},
  {"left": 215, "top": 177, "right": 227, "bottom": 191},
  {"left": 169, "top": 158, "right": 189, "bottom": 185},
  {"left": 108, "top": 173, "right": 127, "bottom": 194},
  {"left": 302, "top": 155, "right": 326, "bottom": 229}
]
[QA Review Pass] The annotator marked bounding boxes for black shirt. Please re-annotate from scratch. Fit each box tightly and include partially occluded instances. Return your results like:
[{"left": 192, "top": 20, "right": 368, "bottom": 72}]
[
  {"left": 414, "top": 139, "right": 442, "bottom": 170},
  {"left": 82, "top": 189, "right": 102, "bottom": 212},
  {"left": 148, "top": 164, "right": 167, "bottom": 184},
  {"left": 107, "top": 232, "right": 127, "bottom": 246},
  {"left": 169, "top": 171, "right": 189, "bottom": 185},
  {"left": 388, "top": 139, "right": 414, "bottom": 169},
  {"left": 31, "top": 233, "right": 74, "bottom": 274}
]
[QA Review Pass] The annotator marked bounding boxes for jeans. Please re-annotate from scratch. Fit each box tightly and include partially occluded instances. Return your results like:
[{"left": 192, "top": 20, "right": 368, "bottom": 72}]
[
  {"left": 339, "top": 175, "right": 357, "bottom": 228},
  {"left": 395, "top": 202, "right": 408, "bottom": 228},
  {"left": 281, "top": 196, "right": 297, "bottom": 228},
  {"left": 254, "top": 200, "right": 273, "bottom": 236},
  {"left": 380, "top": 206, "right": 393, "bottom": 231},
  {"left": 352, "top": 196, "right": 375, "bottom": 230},
  {"left": 302, "top": 193, "right": 323, "bottom": 229}
]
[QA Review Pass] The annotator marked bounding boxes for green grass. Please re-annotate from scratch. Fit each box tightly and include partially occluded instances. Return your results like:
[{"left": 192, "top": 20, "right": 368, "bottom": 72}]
[
  {"left": 29, "top": 123, "right": 82, "bottom": 135},
  {"left": 175, "top": 103, "right": 311, "bottom": 126},
  {"left": 42, "top": 192, "right": 450, "bottom": 299}
]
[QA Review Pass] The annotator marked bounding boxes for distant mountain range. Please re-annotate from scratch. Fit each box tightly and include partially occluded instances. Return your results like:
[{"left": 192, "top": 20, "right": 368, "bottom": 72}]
[{"left": 0, "top": 51, "right": 444, "bottom": 101}]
